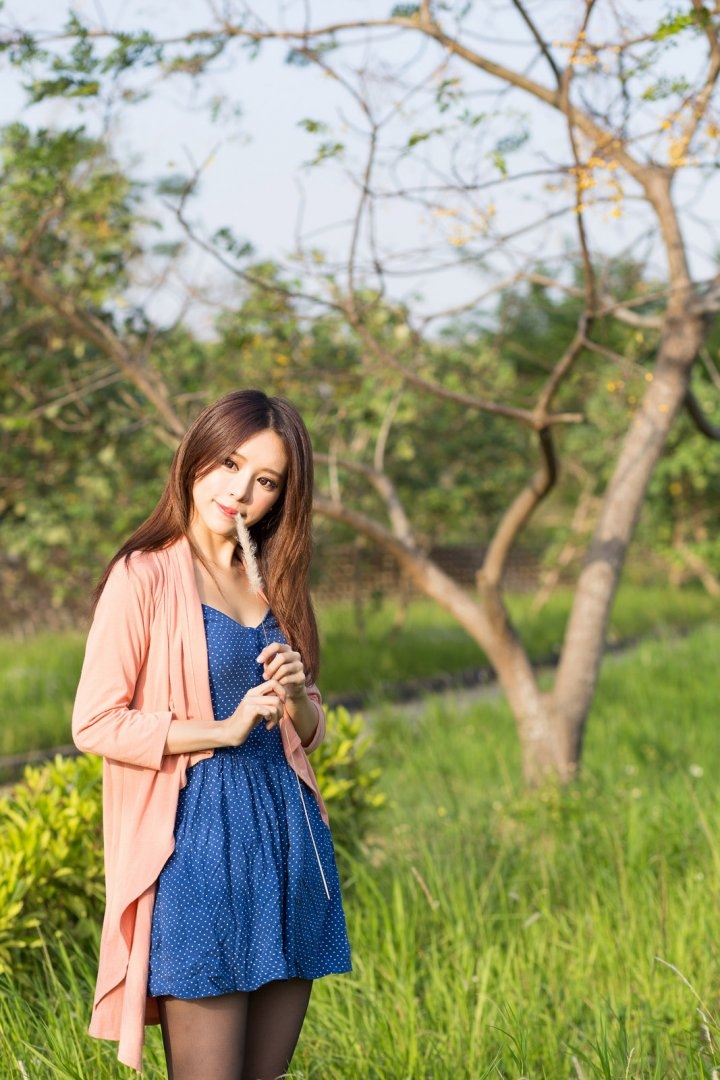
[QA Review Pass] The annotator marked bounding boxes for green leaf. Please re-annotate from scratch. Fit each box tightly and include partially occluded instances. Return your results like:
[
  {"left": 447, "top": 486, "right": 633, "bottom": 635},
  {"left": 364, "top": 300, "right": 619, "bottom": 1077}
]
[
  {"left": 458, "top": 109, "right": 487, "bottom": 128},
  {"left": 285, "top": 47, "right": 312, "bottom": 67},
  {"left": 211, "top": 227, "right": 255, "bottom": 259},
  {"left": 151, "top": 241, "right": 185, "bottom": 258},
  {"left": 298, "top": 118, "right": 329, "bottom": 135},
  {"left": 285, "top": 40, "right": 337, "bottom": 66},
  {"left": 25, "top": 77, "right": 100, "bottom": 103},
  {"left": 436, "top": 77, "right": 462, "bottom": 113},
  {"left": 307, "top": 141, "right": 345, "bottom": 167},
  {"left": 100, "top": 31, "right": 162, "bottom": 74},
  {"left": 653, "top": 9, "right": 708, "bottom": 41},
  {"left": 154, "top": 173, "right": 193, "bottom": 198},
  {"left": 641, "top": 76, "right": 691, "bottom": 101},
  {"left": 488, "top": 149, "right": 507, "bottom": 176},
  {"left": 406, "top": 127, "right": 444, "bottom": 149},
  {"left": 495, "top": 131, "right": 529, "bottom": 154}
]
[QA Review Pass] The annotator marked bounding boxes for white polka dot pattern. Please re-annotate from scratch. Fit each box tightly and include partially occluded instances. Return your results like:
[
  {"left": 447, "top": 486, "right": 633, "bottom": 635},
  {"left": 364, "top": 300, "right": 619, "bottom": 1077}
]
[{"left": 147, "top": 606, "right": 351, "bottom": 999}]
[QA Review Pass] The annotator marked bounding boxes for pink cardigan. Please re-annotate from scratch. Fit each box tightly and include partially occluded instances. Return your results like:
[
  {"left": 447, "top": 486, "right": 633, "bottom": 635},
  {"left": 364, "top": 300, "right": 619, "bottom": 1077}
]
[{"left": 72, "top": 537, "right": 327, "bottom": 1073}]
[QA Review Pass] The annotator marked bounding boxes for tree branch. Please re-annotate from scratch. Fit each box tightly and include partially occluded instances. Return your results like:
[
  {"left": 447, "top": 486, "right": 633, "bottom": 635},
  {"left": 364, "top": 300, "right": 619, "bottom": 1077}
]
[
  {"left": 580, "top": 336, "right": 629, "bottom": 368},
  {"left": 348, "top": 316, "right": 583, "bottom": 428},
  {"left": 561, "top": 0, "right": 599, "bottom": 314},
  {"left": 510, "top": 0, "right": 563, "bottom": 87},
  {"left": 699, "top": 345, "right": 720, "bottom": 391},
  {"left": 18, "top": 368, "right": 123, "bottom": 420},
  {"left": 173, "top": 201, "right": 344, "bottom": 316},
  {"left": 523, "top": 272, "right": 665, "bottom": 330},
  {"left": 681, "top": 0, "right": 720, "bottom": 152},
  {"left": 535, "top": 321, "right": 590, "bottom": 418},
  {"left": 373, "top": 391, "right": 402, "bottom": 474},
  {"left": 1, "top": 255, "right": 185, "bottom": 445},
  {"left": 685, "top": 387, "right": 720, "bottom": 440},
  {"left": 348, "top": 119, "right": 379, "bottom": 298},
  {"left": 313, "top": 491, "right": 496, "bottom": 644},
  {"left": 479, "top": 427, "right": 557, "bottom": 589},
  {"left": 314, "top": 449, "right": 418, "bottom": 548},
  {"left": 481, "top": 297, "right": 593, "bottom": 588}
]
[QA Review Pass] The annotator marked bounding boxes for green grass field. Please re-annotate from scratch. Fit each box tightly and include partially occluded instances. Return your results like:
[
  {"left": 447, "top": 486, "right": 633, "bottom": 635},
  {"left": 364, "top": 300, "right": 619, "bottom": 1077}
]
[
  {"left": 2, "top": 618, "right": 720, "bottom": 1076},
  {"left": 0, "top": 584, "right": 717, "bottom": 759}
]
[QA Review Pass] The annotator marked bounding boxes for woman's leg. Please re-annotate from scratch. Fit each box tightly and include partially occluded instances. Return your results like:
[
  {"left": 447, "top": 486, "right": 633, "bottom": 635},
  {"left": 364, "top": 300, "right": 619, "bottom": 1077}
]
[
  {"left": 241, "top": 978, "right": 313, "bottom": 1080},
  {"left": 158, "top": 992, "right": 249, "bottom": 1080}
]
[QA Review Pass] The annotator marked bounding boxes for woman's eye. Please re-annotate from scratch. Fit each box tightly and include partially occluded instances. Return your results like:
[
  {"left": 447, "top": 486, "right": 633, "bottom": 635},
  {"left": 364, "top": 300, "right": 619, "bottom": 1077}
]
[
  {"left": 258, "top": 477, "right": 278, "bottom": 490},
  {"left": 223, "top": 458, "right": 237, "bottom": 470}
]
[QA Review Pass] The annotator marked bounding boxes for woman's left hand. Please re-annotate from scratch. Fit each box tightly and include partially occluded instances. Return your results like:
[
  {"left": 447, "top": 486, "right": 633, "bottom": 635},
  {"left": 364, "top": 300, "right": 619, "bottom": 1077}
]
[{"left": 256, "top": 642, "right": 308, "bottom": 703}]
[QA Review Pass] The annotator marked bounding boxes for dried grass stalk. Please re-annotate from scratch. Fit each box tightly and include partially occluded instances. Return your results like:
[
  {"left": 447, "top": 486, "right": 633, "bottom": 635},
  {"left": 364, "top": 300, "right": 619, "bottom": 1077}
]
[{"left": 235, "top": 512, "right": 264, "bottom": 596}]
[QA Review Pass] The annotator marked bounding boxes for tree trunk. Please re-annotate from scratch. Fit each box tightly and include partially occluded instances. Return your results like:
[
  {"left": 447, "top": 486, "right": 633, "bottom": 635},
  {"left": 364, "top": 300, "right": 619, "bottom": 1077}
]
[
  {"left": 315, "top": 299, "right": 706, "bottom": 786},
  {"left": 314, "top": 495, "right": 554, "bottom": 780},
  {"left": 546, "top": 309, "right": 707, "bottom": 773}
]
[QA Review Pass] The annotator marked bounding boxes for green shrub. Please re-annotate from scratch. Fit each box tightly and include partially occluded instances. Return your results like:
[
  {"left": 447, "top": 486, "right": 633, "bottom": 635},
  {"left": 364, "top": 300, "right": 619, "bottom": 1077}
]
[
  {"left": 312, "top": 706, "right": 386, "bottom": 852},
  {"left": 0, "top": 753, "right": 104, "bottom": 982},
  {"left": 0, "top": 706, "right": 383, "bottom": 982}
]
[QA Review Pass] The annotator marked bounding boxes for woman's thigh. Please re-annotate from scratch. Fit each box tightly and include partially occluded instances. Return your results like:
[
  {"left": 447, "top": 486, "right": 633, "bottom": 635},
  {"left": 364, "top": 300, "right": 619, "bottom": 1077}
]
[
  {"left": 158, "top": 980, "right": 312, "bottom": 1080},
  {"left": 158, "top": 992, "right": 248, "bottom": 1080},
  {"left": 242, "top": 979, "right": 313, "bottom": 1080}
]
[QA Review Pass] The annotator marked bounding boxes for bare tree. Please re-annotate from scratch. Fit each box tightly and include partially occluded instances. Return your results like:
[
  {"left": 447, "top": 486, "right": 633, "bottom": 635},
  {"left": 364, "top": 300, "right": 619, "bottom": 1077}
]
[{"left": 2, "top": 1, "right": 720, "bottom": 781}]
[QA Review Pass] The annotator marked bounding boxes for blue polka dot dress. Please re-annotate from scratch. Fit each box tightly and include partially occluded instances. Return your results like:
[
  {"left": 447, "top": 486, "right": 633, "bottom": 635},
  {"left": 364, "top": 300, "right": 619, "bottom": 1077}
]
[{"left": 147, "top": 606, "right": 351, "bottom": 999}]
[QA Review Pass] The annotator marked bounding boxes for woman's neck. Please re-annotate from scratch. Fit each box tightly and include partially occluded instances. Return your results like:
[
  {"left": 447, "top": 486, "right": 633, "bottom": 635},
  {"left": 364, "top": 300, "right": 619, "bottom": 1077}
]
[
  {"left": 187, "top": 526, "right": 239, "bottom": 572},
  {"left": 192, "top": 548, "right": 267, "bottom": 624}
]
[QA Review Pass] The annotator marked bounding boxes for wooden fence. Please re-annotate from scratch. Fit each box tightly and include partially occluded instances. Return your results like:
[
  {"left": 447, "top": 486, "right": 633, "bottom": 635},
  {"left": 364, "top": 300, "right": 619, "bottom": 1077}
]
[
  {"left": 311, "top": 543, "right": 542, "bottom": 601},
  {"left": 1, "top": 544, "right": 546, "bottom": 636}
]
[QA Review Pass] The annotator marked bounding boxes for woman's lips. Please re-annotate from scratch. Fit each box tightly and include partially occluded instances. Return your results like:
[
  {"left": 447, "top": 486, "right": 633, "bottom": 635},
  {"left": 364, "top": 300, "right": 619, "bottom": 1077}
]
[{"left": 216, "top": 502, "right": 238, "bottom": 518}]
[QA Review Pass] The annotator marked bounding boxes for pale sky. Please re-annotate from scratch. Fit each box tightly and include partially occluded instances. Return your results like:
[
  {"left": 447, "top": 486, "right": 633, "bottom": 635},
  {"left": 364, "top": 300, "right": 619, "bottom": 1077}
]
[{"left": 1, "top": 2, "right": 716, "bottom": 332}]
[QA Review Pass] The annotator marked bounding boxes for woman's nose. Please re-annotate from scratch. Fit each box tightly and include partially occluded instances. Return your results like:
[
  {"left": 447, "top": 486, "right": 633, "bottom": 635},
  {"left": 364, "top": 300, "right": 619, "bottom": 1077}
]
[{"left": 229, "top": 475, "right": 253, "bottom": 503}]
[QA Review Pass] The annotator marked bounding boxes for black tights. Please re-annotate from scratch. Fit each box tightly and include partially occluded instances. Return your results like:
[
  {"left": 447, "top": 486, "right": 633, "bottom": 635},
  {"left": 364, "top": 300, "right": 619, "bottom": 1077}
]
[{"left": 157, "top": 979, "right": 312, "bottom": 1080}]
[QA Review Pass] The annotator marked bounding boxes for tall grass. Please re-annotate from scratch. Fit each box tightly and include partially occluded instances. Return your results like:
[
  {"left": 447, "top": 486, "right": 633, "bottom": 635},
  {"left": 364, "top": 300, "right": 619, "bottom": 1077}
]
[
  {"left": 2, "top": 624, "right": 720, "bottom": 1076},
  {"left": 0, "top": 633, "right": 85, "bottom": 758},
  {"left": 289, "top": 624, "right": 720, "bottom": 1077},
  {"left": 319, "top": 585, "right": 718, "bottom": 698},
  {"left": 0, "top": 585, "right": 716, "bottom": 758},
  {"left": 0, "top": 939, "right": 166, "bottom": 1079}
]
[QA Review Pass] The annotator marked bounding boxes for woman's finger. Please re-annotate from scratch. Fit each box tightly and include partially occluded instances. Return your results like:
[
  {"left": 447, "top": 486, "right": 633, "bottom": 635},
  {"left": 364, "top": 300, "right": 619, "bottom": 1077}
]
[
  {"left": 269, "top": 660, "right": 303, "bottom": 683},
  {"left": 256, "top": 642, "right": 293, "bottom": 666},
  {"left": 257, "top": 643, "right": 303, "bottom": 676}
]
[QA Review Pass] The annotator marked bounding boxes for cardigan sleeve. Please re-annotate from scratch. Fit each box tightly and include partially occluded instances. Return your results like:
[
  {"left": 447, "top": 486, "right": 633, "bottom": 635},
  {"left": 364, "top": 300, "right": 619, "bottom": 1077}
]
[
  {"left": 72, "top": 556, "right": 173, "bottom": 770},
  {"left": 300, "top": 683, "right": 326, "bottom": 754}
]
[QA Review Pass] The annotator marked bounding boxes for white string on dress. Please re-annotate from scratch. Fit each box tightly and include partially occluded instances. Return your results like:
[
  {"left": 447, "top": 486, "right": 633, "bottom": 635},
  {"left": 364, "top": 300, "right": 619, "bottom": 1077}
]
[
  {"left": 261, "top": 616, "right": 331, "bottom": 902},
  {"left": 236, "top": 512, "right": 330, "bottom": 901}
]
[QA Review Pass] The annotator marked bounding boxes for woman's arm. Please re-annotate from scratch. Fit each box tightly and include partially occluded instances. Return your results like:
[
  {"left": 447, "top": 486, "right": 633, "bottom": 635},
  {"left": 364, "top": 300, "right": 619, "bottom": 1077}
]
[
  {"left": 283, "top": 688, "right": 322, "bottom": 748},
  {"left": 300, "top": 685, "right": 326, "bottom": 752},
  {"left": 162, "top": 681, "right": 285, "bottom": 754},
  {"left": 73, "top": 555, "right": 292, "bottom": 765},
  {"left": 72, "top": 556, "right": 173, "bottom": 769}
]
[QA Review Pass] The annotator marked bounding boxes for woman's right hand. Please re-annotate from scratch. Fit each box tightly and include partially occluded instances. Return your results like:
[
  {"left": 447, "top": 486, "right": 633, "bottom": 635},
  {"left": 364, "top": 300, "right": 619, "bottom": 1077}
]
[{"left": 220, "top": 681, "right": 284, "bottom": 747}]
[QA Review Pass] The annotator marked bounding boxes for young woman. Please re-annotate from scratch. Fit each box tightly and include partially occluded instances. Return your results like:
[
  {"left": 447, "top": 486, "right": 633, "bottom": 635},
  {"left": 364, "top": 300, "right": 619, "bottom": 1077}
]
[{"left": 73, "top": 390, "right": 351, "bottom": 1079}]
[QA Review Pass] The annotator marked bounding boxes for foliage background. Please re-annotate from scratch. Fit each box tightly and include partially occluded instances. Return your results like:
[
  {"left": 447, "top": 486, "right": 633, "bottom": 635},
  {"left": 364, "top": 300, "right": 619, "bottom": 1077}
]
[{"left": 1, "top": 2, "right": 720, "bottom": 629}]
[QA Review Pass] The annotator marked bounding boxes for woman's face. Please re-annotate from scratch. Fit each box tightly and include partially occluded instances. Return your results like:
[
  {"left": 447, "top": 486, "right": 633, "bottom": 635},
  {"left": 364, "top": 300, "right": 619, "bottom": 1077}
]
[{"left": 190, "top": 429, "right": 288, "bottom": 544}]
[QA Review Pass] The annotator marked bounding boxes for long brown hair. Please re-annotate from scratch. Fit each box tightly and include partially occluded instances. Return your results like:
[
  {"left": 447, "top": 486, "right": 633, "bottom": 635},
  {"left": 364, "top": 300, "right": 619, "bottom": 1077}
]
[{"left": 95, "top": 390, "right": 320, "bottom": 680}]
